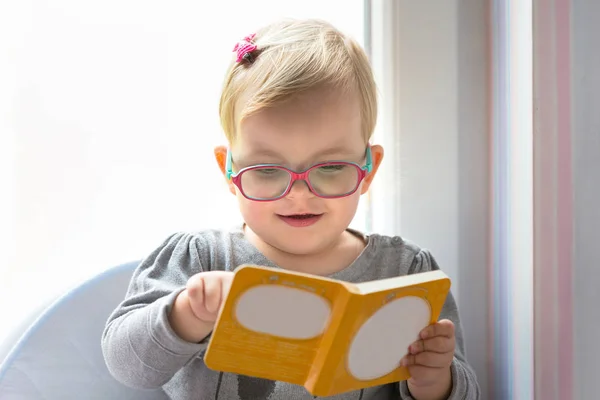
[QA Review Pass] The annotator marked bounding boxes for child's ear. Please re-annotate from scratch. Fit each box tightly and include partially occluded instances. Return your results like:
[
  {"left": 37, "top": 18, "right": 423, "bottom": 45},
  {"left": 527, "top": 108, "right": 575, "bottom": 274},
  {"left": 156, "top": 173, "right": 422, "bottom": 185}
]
[
  {"left": 214, "top": 145, "right": 237, "bottom": 196},
  {"left": 360, "top": 144, "right": 384, "bottom": 194}
]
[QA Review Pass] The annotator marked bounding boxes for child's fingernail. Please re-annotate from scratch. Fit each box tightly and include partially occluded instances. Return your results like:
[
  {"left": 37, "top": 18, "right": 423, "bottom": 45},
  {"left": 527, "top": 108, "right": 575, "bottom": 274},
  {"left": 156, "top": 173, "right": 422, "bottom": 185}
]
[
  {"left": 400, "top": 358, "right": 408, "bottom": 366},
  {"left": 420, "top": 330, "right": 428, "bottom": 339}
]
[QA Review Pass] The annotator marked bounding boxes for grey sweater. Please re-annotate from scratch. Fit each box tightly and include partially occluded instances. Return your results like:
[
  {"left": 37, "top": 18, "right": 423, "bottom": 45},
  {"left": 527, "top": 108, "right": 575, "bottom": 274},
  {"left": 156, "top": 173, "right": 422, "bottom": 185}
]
[{"left": 102, "top": 227, "right": 480, "bottom": 399}]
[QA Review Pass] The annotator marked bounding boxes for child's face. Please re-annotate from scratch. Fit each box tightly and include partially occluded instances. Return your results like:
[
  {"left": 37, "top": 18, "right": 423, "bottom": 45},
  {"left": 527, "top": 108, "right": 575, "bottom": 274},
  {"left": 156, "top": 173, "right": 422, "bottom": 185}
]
[{"left": 217, "top": 86, "right": 383, "bottom": 256}]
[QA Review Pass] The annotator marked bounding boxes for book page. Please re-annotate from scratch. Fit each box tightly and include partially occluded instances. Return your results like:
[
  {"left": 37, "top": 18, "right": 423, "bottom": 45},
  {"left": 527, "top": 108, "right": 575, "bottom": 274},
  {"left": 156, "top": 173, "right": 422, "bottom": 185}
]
[
  {"left": 346, "top": 296, "right": 431, "bottom": 380},
  {"left": 204, "top": 265, "right": 350, "bottom": 385},
  {"left": 308, "top": 270, "right": 451, "bottom": 396},
  {"left": 235, "top": 284, "right": 331, "bottom": 339},
  {"left": 355, "top": 270, "right": 449, "bottom": 294}
]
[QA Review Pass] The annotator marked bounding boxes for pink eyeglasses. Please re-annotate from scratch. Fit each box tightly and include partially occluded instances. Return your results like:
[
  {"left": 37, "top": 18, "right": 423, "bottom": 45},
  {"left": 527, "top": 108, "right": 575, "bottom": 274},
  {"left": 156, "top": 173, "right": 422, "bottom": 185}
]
[{"left": 226, "top": 147, "right": 373, "bottom": 201}]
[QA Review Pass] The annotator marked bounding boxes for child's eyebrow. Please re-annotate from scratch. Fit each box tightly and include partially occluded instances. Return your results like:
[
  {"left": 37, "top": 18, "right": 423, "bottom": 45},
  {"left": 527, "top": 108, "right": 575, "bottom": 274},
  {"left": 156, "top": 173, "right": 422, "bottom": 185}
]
[
  {"left": 243, "top": 148, "right": 283, "bottom": 160},
  {"left": 312, "top": 146, "right": 360, "bottom": 158},
  {"left": 245, "top": 145, "right": 358, "bottom": 160}
]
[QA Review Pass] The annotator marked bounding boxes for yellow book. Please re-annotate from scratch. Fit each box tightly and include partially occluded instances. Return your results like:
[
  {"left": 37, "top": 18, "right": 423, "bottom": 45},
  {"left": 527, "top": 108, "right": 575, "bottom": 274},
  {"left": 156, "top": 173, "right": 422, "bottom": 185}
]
[{"left": 204, "top": 265, "right": 451, "bottom": 397}]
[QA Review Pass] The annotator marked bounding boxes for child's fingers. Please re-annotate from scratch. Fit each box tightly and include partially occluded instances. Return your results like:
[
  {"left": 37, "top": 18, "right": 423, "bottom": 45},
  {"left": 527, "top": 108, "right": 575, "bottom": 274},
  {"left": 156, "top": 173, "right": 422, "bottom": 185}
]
[
  {"left": 203, "top": 275, "right": 223, "bottom": 314},
  {"left": 207, "top": 271, "right": 234, "bottom": 305},
  {"left": 186, "top": 274, "right": 211, "bottom": 321},
  {"left": 186, "top": 272, "right": 234, "bottom": 322},
  {"left": 409, "top": 336, "right": 455, "bottom": 354},
  {"left": 219, "top": 272, "right": 233, "bottom": 295},
  {"left": 406, "top": 365, "right": 444, "bottom": 386},
  {"left": 186, "top": 274, "right": 206, "bottom": 302},
  {"left": 420, "top": 319, "right": 455, "bottom": 339},
  {"left": 401, "top": 351, "right": 452, "bottom": 369}
]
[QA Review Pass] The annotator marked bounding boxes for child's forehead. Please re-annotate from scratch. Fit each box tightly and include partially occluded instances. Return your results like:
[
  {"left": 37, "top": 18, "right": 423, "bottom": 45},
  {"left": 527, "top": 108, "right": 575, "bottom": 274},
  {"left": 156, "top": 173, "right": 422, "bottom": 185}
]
[
  {"left": 231, "top": 86, "right": 366, "bottom": 164},
  {"left": 239, "top": 142, "right": 359, "bottom": 159},
  {"left": 232, "top": 137, "right": 365, "bottom": 166},
  {"left": 239, "top": 93, "right": 361, "bottom": 139},
  {"left": 259, "top": 86, "right": 359, "bottom": 116},
  {"left": 236, "top": 86, "right": 361, "bottom": 130}
]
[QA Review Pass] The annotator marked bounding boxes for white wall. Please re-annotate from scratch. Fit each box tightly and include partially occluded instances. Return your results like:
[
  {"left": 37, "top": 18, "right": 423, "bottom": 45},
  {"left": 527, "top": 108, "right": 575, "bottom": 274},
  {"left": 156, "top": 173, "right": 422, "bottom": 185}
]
[
  {"left": 455, "top": 2, "right": 492, "bottom": 397},
  {"left": 370, "top": 1, "right": 490, "bottom": 396},
  {"left": 0, "top": 3, "right": 18, "bottom": 286}
]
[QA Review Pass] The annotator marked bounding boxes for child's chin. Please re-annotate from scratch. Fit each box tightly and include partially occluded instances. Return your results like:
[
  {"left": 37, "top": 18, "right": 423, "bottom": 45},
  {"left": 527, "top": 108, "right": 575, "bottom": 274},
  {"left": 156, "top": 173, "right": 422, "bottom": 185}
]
[{"left": 269, "top": 234, "right": 331, "bottom": 256}]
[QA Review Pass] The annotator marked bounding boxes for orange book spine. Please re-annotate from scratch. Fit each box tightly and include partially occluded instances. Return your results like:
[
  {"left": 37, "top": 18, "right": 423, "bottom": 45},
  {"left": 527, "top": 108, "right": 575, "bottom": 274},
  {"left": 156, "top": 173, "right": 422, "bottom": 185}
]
[{"left": 304, "top": 286, "right": 358, "bottom": 396}]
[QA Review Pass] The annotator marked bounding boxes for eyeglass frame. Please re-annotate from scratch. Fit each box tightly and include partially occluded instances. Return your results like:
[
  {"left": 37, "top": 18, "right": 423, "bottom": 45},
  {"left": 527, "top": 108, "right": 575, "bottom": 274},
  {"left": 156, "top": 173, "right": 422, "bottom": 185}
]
[{"left": 225, "top": 146, "right": 373, "bottom": 202}]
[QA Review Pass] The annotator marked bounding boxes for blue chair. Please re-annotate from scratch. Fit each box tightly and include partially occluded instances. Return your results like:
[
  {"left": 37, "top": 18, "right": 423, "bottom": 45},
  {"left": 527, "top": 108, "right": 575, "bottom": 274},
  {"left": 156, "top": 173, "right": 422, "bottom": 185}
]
[{"left": 0, "top": 261, "right": 168, "bottom": 399}]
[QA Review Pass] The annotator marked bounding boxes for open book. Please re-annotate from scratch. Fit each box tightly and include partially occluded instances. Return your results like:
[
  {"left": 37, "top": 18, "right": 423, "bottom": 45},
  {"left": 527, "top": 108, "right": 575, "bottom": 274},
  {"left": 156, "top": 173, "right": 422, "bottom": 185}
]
[{"left": 204, "top": 265, "right": 451, "bottom": 397}]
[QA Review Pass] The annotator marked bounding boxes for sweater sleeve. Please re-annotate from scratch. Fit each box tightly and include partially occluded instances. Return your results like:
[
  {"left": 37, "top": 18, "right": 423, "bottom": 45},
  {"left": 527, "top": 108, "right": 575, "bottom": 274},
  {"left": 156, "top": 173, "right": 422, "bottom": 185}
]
[
  {"left": 101, "top": 232, "right": 208, "bottom": 389},
  {"left": 399, "top": 249, "right": 482, "bottom": 399}
]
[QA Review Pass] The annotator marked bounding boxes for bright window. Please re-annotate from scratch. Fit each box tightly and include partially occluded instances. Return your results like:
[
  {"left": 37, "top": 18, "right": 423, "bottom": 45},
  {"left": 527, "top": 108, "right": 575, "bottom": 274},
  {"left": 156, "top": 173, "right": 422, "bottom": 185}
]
[{"left": 0, "top": 1, "right": 366, "bottom": 341}]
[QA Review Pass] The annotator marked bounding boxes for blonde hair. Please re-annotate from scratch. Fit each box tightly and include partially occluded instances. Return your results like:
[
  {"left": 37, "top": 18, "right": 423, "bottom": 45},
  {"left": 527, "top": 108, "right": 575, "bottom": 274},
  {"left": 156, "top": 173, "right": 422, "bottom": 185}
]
[{"left": 219, "top": 19, "right": 377, "bottom": 144}]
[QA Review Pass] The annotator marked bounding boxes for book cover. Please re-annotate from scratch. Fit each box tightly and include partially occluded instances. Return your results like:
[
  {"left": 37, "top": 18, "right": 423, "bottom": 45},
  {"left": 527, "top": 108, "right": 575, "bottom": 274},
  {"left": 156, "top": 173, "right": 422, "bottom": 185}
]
[{"left": 204, "top": 264, "right": 451, "bottom": 397}]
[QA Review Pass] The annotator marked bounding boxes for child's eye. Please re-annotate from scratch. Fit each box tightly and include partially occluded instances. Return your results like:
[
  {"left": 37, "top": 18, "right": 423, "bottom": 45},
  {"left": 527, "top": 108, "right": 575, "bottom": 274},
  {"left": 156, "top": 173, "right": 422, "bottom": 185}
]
[
  {"left": 317, "top": 165, "right": 346, "bottom": 172},
  {"left": 256, "top": 168, "right": 281, "bottom": 175}
]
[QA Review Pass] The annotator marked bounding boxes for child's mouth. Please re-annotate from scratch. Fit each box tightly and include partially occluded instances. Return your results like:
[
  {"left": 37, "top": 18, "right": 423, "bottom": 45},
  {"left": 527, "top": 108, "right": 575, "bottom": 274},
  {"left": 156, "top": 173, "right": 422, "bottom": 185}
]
[
  {"left": 285, "top": 214, "right": 318, "bottom": 219},
  {"left": 278, "top": 213, "right": 323, "bottom": 227}
]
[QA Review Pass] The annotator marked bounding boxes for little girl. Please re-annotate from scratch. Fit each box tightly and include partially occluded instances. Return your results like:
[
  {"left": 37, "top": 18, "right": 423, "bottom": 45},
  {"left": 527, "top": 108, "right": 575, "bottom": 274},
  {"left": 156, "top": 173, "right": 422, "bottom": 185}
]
[{"left": 102, "top": 18, "right": 480, "bottom": 400}]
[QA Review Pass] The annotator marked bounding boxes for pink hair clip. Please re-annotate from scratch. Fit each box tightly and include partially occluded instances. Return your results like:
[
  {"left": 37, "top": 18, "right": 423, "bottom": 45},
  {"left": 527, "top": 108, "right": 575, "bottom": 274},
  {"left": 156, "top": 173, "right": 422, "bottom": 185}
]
[{"left": 233, "top": 33, "right": 258, "bottom": 63}]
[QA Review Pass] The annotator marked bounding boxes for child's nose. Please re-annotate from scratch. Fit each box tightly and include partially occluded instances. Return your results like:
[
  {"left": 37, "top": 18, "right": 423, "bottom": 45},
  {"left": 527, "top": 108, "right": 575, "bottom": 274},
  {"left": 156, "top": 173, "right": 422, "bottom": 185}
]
[{"left": 286, "top": 179, "right": 314, "bottom": 199}]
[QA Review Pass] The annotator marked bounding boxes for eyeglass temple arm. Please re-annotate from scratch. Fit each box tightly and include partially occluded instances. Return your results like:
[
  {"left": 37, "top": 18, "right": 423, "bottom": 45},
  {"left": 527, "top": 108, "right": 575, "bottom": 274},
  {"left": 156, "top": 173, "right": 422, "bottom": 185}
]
[
  {"left": 364, "top": 146, "right": 373, "bottom": 173},
  {"left": 226, "top": 150, "right": 233, "bottom": 180}
]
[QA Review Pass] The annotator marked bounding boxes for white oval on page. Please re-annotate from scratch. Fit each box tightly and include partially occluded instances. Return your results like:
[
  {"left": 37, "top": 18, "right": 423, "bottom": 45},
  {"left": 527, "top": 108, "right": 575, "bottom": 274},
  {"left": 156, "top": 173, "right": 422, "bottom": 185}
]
[
  {"left": 234, "top": 285, "right": 331, "bottom": 340},
  {"left": 347, "top": 296, "right": 432, "bottom": 380}
]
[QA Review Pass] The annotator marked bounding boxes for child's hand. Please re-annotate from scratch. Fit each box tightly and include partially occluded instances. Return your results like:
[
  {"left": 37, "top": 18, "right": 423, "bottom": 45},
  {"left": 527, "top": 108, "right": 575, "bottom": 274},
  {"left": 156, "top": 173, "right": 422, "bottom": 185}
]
[
  {"left": 169, "top": 271, "right": 234, "bottom": 343},
  {"left": 400, "top": 319, "right": 455, "bottom": 398},
  {"left": 185, "top": 271, "right": 234, "bottom": 323}
]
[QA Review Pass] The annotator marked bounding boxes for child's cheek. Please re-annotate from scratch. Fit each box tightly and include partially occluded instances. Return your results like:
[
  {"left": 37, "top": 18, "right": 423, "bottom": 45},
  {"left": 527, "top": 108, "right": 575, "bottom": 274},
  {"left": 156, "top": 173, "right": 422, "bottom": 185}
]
[{"left": 238, "top": 197, "right": 274, "bottom": 225}]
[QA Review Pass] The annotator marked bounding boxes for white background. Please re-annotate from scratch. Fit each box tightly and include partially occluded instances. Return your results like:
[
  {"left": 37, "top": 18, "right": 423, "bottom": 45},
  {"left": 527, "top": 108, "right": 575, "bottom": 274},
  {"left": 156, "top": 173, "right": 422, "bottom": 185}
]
[{"left": 0, "top": 0, "right": 366, "bottom": 343}]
